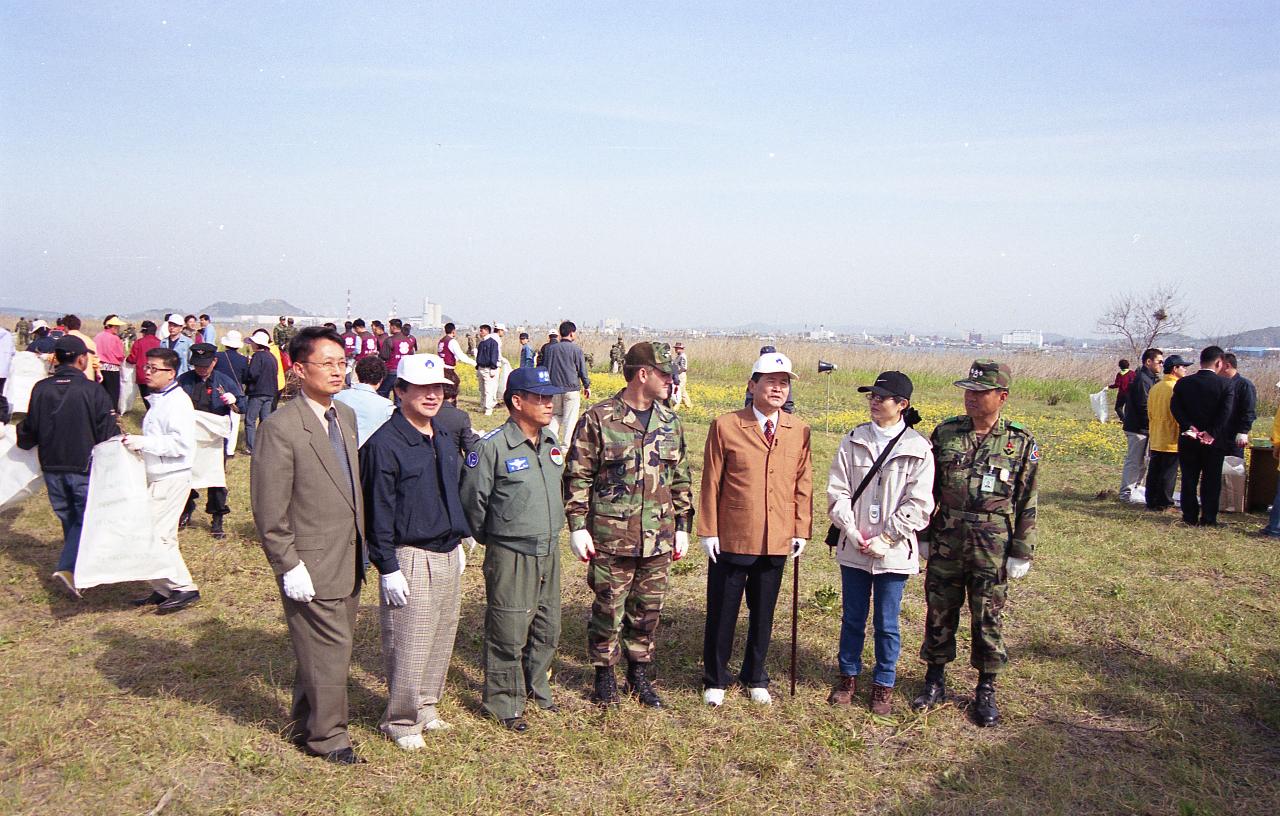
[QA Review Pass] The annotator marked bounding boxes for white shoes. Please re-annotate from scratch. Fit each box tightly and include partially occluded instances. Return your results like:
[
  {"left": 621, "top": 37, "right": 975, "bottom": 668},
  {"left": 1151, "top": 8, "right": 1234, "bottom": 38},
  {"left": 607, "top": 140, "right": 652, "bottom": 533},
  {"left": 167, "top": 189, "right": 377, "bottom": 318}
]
[
  {"left": 749, "top": 687, "right": 773, "bottom": 705},
  {"left": 393, "top": 733, "right": 426, "bottom": 751},
  {"left": 703, "top": 688, "right": 725, "bottom": 707},
  {"left": 423, "top": 718, "right": 452, "bottom": 731}
]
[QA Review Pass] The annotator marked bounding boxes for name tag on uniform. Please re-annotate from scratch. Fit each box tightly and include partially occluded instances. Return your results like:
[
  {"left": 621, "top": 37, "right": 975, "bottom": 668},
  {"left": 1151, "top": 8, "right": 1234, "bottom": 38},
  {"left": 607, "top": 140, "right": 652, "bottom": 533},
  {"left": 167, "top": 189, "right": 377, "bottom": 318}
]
[
  {"left": 981, "top": 472, "right": 997, "bottom": 493},
  {"left": 505, "top": 457, "right": 530, "bottom": 473}
]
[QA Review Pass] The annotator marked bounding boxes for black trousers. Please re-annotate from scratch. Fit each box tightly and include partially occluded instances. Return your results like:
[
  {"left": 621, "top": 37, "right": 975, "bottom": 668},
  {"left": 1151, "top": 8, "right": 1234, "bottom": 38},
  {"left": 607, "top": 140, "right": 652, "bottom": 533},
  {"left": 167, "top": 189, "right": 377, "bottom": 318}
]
[
  {"left": 1146, "top": 451, "right": 1179, "bottom": 510},
  {"left": 702, "top": 555, "right": 786, "bottom": 689},
  {"left": 1178, "top": 438, "right": 1225, "bottom": 526},
  {"left": 185, "top": 487, "right": 229, "bottom": 518},
  {"left": 100, "top": 370, "right": 121, "bottom": 409}
]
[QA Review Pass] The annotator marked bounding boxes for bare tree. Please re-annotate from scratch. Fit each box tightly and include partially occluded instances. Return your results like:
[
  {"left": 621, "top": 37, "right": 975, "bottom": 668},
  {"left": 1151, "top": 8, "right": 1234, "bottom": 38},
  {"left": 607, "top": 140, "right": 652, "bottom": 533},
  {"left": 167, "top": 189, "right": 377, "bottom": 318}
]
[{"left": 1096, "top": 283, "right": 1190, "bottom": 356}]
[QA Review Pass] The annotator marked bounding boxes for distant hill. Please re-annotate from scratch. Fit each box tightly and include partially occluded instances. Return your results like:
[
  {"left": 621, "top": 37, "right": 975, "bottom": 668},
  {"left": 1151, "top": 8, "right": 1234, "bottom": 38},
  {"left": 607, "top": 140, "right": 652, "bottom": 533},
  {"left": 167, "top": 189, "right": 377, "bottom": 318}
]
[
  {"left": 200, "top": 299, "right": 312, "bottom": 319},
  {"left": 1217, "top": 326, "right": 1280, "bottom": 348}
]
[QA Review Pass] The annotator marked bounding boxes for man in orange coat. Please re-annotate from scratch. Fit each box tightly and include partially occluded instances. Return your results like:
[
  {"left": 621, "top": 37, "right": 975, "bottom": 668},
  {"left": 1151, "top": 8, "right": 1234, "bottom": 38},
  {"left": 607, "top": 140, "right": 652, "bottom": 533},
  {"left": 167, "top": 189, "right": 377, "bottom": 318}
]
[{"left": 698, "top": 352, "right": 812, "bottom": 706}]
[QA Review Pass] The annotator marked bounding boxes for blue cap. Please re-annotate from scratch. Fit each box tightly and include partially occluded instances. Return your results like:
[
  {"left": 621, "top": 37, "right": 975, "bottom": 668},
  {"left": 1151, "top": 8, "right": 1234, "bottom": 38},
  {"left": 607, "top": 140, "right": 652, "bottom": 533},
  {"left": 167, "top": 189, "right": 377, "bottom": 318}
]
[{"left": 505, "top": 367, "right": 567, "bottom": 398}]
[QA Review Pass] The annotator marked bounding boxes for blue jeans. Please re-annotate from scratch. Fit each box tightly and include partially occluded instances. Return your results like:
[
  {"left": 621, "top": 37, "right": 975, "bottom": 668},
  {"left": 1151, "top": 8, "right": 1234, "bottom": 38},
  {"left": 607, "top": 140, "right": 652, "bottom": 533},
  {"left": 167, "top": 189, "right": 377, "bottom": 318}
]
[
  {"left": 243, "top": 395, "right": 274, "bottom": 452},
  {"left": 838, "top": 566, "right": 908, "bottom": 687},
  {"left": 45, "top": 472, "right": 90, "bottom": 573},
  {"left": 1264, "top": 480, "right": 1280, "bottom": 536}
]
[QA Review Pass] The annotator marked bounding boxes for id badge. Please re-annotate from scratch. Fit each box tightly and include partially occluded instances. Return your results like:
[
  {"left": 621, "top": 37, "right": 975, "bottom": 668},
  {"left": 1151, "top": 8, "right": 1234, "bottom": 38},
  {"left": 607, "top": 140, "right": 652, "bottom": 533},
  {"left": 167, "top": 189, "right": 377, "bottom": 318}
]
[
  {"left": 981, "top": 473, "right": 997, "bottom": 493},
  {"left": 869, "top": 504, "right": 881, "bottom": 524}
]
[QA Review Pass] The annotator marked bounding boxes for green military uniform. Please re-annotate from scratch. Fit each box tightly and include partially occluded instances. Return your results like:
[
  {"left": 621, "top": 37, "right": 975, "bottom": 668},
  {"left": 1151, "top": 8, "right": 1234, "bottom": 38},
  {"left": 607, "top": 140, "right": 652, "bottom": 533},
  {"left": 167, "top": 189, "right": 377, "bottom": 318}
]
[
  {"left": 273, "top": 321, "right": 290, "bottom": 350},
  {"left": 460, "top": 418, "right": 567, "bottom": 721},
  {"left": 609, "top": 338, "right": 625, "bottom": 373},
  {"left": 564, "top": 344, "right": 694, "bottom": 668},
  {"left": 15, "top": 317, "right": 30, "bottom": 350},
  {"left": 920, "top": 362, "right": 1040, "bottom": 675}
]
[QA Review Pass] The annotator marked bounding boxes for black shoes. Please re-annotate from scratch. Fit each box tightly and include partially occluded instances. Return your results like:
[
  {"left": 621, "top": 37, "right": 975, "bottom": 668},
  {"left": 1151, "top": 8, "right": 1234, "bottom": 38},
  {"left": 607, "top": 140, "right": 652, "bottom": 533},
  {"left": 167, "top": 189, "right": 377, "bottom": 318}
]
[
  {"left": 625, "top": 661, "right": 663, "bottom": 709},
  {"left": 501, "top": 717, "right": 529, "bottom": 732},
  {"left": 156, "top": 590, "right": 200, "bottom": 615},
  {"left": 177, "top": 510, "right": 193, "bottom": 530},
  {"left": 911, "top": 666, "right": 947, "bottom": 713},
  {"left": 973, "top": 674, "right": 1000, "bottom": 728},
  {"left": 307, "top": 746, "right": 366, "bottom": 765},
  {"left": 131, "top": 591, "right": 168, "bottom": 607},
  {"left": 210, "top": 515, "right": 226, "bottom": 540},
  {"left": 591, "top": 666, "right": 620, "bottom": 706}
]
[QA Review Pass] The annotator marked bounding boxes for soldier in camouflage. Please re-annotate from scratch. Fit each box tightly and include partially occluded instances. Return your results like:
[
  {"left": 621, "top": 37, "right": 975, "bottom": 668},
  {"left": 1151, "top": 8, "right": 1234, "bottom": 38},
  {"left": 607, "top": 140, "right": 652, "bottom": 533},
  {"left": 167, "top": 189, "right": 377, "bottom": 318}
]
[
  {"left": 912, "top": 360, "right": 1039, "bottom": 727},
  {"left": 609, "top": 337, "right": 625, "bottom": 373},
  {"left": 15, "top": 317, "right": 31, "bottom": 350},
  {"left": 564, "top": 341, "right": 694, "bottom": 708}
]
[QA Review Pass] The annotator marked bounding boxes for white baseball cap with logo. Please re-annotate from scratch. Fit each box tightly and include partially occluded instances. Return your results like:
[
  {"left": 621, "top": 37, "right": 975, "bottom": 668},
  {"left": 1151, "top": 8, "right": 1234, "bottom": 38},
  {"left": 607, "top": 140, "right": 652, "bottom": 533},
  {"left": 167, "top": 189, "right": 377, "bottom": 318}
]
[
  {"left": 752, "top": 352, "right": 798, "bottom": 379},
  {"left": 166, "top": 313, "right": 185, "bottom": 326},
  {"left": 396, "top": 353, "right": 451, "bottom": 387}
]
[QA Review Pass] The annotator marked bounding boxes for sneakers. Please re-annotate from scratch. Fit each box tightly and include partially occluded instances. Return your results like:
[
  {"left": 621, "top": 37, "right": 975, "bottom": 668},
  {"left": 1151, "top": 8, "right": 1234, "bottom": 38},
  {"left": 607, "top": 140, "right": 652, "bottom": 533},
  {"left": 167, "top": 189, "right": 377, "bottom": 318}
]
[
  {"left": 870, "top": 683, "right": 893, "bottom": 716},
  {"left": 748, "top": 687, "right": 772, "bottom": 706},
  {"left": 827, "top": 674, "right": 858, "bottom": 705},
  {"left": 625, "top": 661, "right": 663, "bottom": 709},
  {"left": 703, "top": 688, "right": 725, "bottom": 707},
  {"left": 393, "top": 734, "right": 426, "bottom": 751},
  {"left": 591, "top": 666, "right": 620, "bottom": 706},
  {"left": 51, "top": 570, "right": 81, "bottom": 599}
]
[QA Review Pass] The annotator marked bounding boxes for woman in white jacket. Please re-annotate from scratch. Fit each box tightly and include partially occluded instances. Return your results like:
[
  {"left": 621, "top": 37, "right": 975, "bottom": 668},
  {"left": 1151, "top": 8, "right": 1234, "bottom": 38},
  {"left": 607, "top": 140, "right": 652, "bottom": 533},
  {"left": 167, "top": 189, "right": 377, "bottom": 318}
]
[{"left": 825, "top": 371, "right": 934, "bottom": 714}]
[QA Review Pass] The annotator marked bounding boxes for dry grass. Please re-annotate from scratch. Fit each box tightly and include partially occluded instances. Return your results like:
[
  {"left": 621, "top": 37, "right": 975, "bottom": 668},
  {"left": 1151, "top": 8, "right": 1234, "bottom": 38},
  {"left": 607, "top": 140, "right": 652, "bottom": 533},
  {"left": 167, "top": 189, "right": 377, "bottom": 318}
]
[{"left": 1, "top": 360, "right": 1278, "bottom": 815}]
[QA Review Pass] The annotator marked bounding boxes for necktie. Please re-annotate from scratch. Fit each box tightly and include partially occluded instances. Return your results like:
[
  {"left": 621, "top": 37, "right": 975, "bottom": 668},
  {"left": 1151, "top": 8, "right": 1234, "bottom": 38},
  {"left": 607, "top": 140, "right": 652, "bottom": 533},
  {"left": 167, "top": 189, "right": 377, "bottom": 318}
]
[
  {"left": 764, "top": 418, "right": 775, "bottom": 447},
  {"left": 325, "top": 407, "right": 355, "bottom": 499}
]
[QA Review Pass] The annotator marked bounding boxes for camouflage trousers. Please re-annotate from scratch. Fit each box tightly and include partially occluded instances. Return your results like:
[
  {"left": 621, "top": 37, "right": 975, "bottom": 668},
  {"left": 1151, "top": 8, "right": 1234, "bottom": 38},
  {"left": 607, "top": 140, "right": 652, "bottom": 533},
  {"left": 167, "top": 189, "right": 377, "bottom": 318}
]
[
  {"left": 919, "top": 529, "right": 1010, "bottom": 674},
  {"left": 586, "top": 550, "right": 672, "bottom": 667}
]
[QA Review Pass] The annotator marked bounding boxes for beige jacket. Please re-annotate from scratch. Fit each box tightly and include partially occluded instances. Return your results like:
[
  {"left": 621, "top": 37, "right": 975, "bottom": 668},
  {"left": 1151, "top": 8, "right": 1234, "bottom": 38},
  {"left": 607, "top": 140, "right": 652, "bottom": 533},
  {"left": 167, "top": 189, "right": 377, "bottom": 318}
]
[{"left": 827, "top": 423, "right": 935, "bottom": 575}]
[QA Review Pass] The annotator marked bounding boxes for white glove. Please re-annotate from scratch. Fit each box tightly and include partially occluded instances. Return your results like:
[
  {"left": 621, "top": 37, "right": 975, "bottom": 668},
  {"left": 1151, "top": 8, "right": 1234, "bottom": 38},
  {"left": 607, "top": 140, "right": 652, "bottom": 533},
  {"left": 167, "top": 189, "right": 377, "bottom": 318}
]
[
  {"left": 122, "top": 434, "right": 146, "bottom": 453},
  {"left": 282, "top": 562, "right": 316, "bottom": 603},
  {"left": 219, "top": 392, "right": 237, "bottom": 406},
  {"left": 570, "top": 529, "right": 595, "bottom": 562},
  {"left": 701, "top": 535, "right": 720, "bottom": 563},
  {"left": 790, "top": 538, "right": 806, "bottom": 558},
  {"left": 1235, "top": 433, "right": 1249, "bottom": 448},
  {"left": 381, "top": 570, "right": 410, "bottom": 606},
  {"left": 458, "top": 546, "right": 466, "bottom": 575},
  {"left": 1007, "top": 557, "right": 1031, "bottom": 580},
  {"left": 674, "top": 531, "right": 690, "bottom": 560},
  {"left": 462, "top": 536, "right": 478, "bottom": 555},
  {"left": 860, "top": 534, "right": 892, "bottom": 558}
]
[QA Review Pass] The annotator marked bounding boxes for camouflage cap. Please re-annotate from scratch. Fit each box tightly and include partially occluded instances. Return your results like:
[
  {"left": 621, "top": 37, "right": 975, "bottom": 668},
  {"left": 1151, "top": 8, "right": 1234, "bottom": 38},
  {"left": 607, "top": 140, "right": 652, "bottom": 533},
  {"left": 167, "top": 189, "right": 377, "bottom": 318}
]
[
  {"left": 624, "top": 341, "right": 675, "bottom": 375},
  {"left": 955, "top": 359, "right": 1012, "bottom": 391}
]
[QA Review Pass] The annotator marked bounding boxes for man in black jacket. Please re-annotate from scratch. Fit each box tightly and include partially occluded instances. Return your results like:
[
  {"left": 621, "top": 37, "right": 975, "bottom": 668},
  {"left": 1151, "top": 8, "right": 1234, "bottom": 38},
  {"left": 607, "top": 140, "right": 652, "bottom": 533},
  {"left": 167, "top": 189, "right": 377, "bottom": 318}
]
[
  {"left": 1221, "top": 353, "right": 1257, "bottom": 458},
  {"left": 1170, "top": 346, "right": 1236, "bottom": 526},
  {"left": 1120, "top": 348, "right": 1163, "bottom": 501},
  {"left": 16, "top": 335, "right": 120, "bottom": 596}
]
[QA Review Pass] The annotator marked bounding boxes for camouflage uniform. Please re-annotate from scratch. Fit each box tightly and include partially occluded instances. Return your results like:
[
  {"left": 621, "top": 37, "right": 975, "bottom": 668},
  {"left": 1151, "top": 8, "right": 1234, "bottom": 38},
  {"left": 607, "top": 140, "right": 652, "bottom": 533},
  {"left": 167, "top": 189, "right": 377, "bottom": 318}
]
[
  {"left": 920, "top": 363, "right": 1039, "bottom": 675},
  {"left": 15, "top": 317, "right": 30, "bottom": 350},
  {"left": 564, "top": 349, "right": 694, "bottom": 668},
  {"left": 273, "top": 321, "right": 290, "bottom": 350},
  {"left": 609, "top": 339, "right": 625, "bottom": 373}
]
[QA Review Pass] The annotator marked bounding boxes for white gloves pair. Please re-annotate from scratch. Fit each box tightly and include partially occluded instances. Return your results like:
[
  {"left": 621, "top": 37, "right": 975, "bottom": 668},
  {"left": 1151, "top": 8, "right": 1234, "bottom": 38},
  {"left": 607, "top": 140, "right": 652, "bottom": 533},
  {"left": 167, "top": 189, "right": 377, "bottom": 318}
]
[
  {"left": 700, "top": 536, "right": 806, "bottom": 563},
  {"left": 844, "top": 528, "right": 890, "bottom": 559},
  {"left": 570, "top": 530, "right": 691, "bottom": 562}
]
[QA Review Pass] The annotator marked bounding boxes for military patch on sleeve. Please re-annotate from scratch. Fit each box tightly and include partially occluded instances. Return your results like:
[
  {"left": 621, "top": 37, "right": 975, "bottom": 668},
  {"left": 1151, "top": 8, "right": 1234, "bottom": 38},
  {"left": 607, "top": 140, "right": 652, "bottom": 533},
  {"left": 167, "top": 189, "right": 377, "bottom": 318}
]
[
  {"left": 1029, "top": 443, "right": 1041, "bottom": 462},
  {"left": 505, "top": 456, "right": 530, "bottom": 473},
  {"left": 465, "top": 451, "right": 480, "bottom": 468},
  {"left": 549, "top": 446, "right": 565, "bottom": 466}
]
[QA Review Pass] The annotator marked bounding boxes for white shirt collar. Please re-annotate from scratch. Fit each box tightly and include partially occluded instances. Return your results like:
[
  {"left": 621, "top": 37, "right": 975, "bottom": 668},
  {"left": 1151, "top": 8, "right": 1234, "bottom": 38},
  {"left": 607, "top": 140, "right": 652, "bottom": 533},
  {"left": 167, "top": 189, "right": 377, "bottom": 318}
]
[{"left": 752, "top": 406, "right": 779, "bottom": 433}]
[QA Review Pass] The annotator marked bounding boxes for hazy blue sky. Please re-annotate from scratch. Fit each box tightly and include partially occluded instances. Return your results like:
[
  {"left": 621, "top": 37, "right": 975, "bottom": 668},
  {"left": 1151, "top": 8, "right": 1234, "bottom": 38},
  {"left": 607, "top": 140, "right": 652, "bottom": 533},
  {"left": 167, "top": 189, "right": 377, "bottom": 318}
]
[{"left": 2, "top": 2, "right": 1276, "bottom": 336}]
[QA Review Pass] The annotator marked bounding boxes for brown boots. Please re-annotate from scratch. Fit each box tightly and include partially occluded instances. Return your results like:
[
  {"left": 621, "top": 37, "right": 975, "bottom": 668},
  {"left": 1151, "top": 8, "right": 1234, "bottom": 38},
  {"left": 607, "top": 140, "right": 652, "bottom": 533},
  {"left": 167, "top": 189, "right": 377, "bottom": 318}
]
[
  {"left": 869, "top": 683, "right": 893, "bottom": 716},
  {"left": 827, "top": 675, "right": 894, "bottom": 714}
]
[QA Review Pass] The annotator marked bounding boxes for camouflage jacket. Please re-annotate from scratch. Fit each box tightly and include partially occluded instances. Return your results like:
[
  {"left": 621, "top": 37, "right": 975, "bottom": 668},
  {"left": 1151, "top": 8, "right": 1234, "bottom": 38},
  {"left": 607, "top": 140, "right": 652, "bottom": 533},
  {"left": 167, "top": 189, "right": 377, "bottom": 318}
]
[
  {"left": 273, "top": 324, "right": 290, "bottom": 349},
  {"left": 564, "top": 391, "right": 694, "bottom": 557},
  {"left": 923, "top": 415, "right": 1039, "bottom": 560}
]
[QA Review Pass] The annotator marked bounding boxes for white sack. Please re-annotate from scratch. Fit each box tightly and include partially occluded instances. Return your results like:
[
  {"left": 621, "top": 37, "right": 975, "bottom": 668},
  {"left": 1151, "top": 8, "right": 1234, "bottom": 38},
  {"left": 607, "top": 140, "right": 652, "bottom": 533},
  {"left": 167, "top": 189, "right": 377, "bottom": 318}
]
[
  {"left": 0, "top": 424, "right": 43, "bottom": 513},
  {"left": 118, "top": 362, "right": 138, "bottom": 415},
  {"left": 74, "top": 438, "right": 185, "bottom": 590},
  {"left": 2, "top": 351, "right": 49, "bottom": 414},
  {"left": 1089, "top": 389, "right": 1109, "bottom": 423},
  {"left": 191, "top": 411, "right": 231, "bottom": 489},
  {"left": 1220, "top": 456, "right": 1246, "bottom": 513},
  {"left": 226, "top": 410, "right": 241, "bottom": 456},
  {"left": 498, "top": 357, "right": 513, "bottom": 398}
]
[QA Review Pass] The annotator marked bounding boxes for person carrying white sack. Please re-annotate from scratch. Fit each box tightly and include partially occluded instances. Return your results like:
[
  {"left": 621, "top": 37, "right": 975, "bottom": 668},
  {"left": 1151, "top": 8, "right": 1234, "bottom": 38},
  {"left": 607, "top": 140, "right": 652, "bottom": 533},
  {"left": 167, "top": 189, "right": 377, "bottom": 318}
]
[{"left": 121, "top": 345, "right": 202, "bottom": 615}]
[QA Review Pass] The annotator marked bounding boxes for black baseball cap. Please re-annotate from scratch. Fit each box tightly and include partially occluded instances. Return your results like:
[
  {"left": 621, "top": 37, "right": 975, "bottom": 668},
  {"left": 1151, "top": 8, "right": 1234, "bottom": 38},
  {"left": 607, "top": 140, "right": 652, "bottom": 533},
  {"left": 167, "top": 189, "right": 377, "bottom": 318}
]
[
  {"left": 189, "top": 342, "right": 218, "bottom": 366},
  {"left": 858, "top": 370, "right": 913, "bottom": 400},
  {"left": 53, "top": 335, "right": 88, "bottom": 356},
  {"left": 1163, "top": 354, "right": 1191, "bottom": 373}
]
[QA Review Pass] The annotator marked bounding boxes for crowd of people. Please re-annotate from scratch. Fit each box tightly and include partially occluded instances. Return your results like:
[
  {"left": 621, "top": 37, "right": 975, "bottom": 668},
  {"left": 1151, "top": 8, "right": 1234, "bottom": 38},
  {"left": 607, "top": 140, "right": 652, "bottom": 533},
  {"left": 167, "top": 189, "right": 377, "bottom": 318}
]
[{"left": 3, "top": 311, "right": 1277, "bottom": 768}]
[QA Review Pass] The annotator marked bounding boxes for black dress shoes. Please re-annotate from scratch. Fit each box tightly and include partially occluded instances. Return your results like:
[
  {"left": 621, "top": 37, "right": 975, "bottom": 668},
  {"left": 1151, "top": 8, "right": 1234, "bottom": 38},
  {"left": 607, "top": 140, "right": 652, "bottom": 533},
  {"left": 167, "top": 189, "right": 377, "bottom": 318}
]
[
  {"left": 308, "top": 746, "right": 366, "bottom": 765},
  {"left": 501, "top": 717, "right": 529, "bottom": 732},
  {"left": 177, "top": 510, "right": 192, "bottom": 530},
  {"left": 131, "top": 591, "right": 168, "bottom": 607},
  {"left": 156, "top": 589, "right": 200, "bottom": 615}
]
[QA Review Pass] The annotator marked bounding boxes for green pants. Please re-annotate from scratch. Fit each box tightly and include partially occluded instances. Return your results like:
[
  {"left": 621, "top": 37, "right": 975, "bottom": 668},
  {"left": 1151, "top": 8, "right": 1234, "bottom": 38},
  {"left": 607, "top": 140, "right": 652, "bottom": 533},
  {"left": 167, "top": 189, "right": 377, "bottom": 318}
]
[
  {"left": 919, "top": 529, "right": 1010, "bottom": 674},
  {"left": 481, "top": 544, "right": 561, "bottom": 721}
]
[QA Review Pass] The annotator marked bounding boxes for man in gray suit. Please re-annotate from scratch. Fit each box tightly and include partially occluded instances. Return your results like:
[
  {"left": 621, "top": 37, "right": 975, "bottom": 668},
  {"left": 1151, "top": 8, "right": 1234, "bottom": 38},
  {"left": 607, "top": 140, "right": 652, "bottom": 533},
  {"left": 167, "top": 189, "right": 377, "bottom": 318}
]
[{"left": 251, "top": 326, "right": 367, "bottom": 765}]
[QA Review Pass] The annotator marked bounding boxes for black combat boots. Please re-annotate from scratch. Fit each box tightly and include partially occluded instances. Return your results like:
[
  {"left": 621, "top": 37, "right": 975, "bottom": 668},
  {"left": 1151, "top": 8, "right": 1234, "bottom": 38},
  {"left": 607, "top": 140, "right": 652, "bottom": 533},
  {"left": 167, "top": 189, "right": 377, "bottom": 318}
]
[
  {"left": 211, "top": 514, "right": 227, "bottom": 540},
  {"left": 911, "top": 664, "right": 947, "bottom": 712},
  {"left": 591, "top": 666, "right": 620, "bottom": 707},
  {"left": 625, "top": 661, "right": 663, "bottom": 709},
  {"left": 973, "top": 673, "right": 1000, "bottom": 727}
]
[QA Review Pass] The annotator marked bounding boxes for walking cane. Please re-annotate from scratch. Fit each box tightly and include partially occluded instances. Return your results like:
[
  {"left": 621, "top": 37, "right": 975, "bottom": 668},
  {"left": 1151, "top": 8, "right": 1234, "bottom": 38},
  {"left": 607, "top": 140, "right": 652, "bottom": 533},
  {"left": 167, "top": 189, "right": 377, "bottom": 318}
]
[{"left": 790, "top": 553, "right": 800, "bottom": 697}]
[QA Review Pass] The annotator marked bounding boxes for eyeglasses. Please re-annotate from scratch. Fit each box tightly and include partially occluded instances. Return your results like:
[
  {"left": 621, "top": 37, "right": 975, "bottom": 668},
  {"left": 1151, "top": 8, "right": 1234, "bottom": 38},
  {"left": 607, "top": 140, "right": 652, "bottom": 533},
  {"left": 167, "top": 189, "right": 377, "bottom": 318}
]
[
  {"left": 516, "top": 393, "right": 556, "bottom": 406},
  {"left": 865, "top": 393, "right": 899, "bottom": 404},
  {"left": 142, "top": 365, "right": 174, "bottom": 373},
  {"left": 299, "top": 359, "right": 349, "bottom": 373}
]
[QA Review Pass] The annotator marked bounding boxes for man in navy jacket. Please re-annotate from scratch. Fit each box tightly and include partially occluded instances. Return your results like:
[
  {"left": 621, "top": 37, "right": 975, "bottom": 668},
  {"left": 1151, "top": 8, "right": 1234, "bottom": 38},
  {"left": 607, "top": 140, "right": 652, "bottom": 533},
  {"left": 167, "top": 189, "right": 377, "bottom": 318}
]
[{"left": 1170, "top": 346, "right": 1236, "bottom": 526}]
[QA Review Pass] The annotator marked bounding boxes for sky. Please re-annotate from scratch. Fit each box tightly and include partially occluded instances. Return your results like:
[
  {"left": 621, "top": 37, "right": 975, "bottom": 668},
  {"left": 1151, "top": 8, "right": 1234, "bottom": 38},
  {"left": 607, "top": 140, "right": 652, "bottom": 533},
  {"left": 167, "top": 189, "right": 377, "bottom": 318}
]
[{"left": 1, "top": 2, "right": 1277, "bottom": 337}]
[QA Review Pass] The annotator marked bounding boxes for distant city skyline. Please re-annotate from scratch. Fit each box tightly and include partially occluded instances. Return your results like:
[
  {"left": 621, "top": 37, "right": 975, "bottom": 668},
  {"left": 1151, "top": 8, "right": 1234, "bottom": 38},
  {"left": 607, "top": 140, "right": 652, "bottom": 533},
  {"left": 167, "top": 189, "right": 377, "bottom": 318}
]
[{"left": 2, "top": 3, "right": 1276, "bottom": 336}]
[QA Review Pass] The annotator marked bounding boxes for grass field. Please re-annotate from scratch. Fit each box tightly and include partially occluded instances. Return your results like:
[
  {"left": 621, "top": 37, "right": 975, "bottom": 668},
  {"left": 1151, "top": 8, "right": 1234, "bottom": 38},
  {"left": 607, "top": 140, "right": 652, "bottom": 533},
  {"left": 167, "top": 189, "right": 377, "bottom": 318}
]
[{"left": 1, "top": 355, "right": 1277, "bottom": 816}]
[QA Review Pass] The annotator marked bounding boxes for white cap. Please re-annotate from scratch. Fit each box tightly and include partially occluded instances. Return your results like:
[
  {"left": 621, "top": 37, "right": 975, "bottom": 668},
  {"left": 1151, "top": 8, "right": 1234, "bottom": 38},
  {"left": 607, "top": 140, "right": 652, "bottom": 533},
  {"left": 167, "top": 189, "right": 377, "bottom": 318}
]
[
  {"left": 166, "top": 313, "right": 184, "bottom": 326},
  {"left": 221, "top": 330, "right": 244, "bottom": 348},
  {"left": 248, "top": 330, "right": 272, "bottom": 347},
  {"left": 752, "top": 352, "right": 797, "bottom": 379},
  {"left": 494, "top": 322, "right": 507, "bottom": 331},
  {"left": 396, "top": 353, "right": 451, "bottom": 386},
  {"left": 31, "top": 319, "right": 49, "bottom": 331}
]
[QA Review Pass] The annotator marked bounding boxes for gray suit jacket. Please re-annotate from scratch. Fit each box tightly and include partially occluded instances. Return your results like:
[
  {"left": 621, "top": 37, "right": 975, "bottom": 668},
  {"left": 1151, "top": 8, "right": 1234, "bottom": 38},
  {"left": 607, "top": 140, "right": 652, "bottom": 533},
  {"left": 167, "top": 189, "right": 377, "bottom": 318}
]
[{"left": 251, "top": 395, "right": 366, "bottom": 599}]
